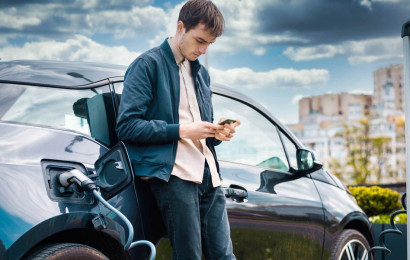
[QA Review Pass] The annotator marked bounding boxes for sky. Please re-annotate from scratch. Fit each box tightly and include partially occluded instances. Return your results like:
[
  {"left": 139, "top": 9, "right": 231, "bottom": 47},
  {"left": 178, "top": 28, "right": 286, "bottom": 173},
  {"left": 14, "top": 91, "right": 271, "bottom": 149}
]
[{"left": 0, "top": 0, "right": 409, "bottom": 123}]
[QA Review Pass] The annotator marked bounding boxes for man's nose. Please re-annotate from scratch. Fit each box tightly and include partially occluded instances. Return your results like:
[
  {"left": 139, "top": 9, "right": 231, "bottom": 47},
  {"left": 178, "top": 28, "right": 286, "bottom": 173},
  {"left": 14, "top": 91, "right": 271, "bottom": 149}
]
[{"left": 199, "top": 44, "right": 208, "bottom": 54}]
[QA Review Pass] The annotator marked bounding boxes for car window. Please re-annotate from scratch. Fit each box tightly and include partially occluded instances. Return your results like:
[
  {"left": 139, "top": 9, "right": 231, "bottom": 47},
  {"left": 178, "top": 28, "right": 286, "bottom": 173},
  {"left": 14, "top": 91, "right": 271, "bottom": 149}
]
[
  {"left": 113, "top": 82, "right": 123, "bottom": 106},
  {"left": 0, "top": 83, "right": 111, "bottom": 140},
  {"left": 279, "top": 131, "right": 298, "bottom": 170},
  {"left": 212, "top": 94, "right": 289, "bottom": 172},
  {"left": 113, "top": 82, "right": 123, "bottom": 94}
]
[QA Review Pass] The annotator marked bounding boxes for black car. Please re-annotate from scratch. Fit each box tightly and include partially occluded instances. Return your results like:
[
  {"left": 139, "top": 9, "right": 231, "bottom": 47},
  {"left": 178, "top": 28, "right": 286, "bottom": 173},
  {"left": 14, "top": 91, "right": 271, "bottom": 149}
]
[{"left": 0, "top": 60, "right": 373, "bottom": 260}]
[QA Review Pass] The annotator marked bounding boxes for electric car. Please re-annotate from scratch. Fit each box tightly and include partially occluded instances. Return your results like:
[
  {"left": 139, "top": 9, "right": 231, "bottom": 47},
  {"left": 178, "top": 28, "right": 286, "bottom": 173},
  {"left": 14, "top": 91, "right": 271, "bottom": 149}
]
[{"left": 0, "top": 60, "right": 373, "bottom": 260}]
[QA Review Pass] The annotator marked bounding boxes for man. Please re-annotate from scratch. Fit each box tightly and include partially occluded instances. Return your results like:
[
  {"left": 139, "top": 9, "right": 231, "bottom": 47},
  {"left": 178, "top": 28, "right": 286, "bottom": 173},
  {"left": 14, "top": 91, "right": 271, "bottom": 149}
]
[{"left": 116, "top": 0, "right": 239, "bottom": 259}]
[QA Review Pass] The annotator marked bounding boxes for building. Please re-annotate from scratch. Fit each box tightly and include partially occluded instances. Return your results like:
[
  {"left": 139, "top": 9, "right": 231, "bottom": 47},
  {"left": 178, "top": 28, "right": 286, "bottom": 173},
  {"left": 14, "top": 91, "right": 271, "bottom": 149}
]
[
  {"left": 299, "top": 93, "right": 372, "bottom": 123},
  {"left": 288, "top": 64, "right": 405, "bottom": 184},
  {"left": 373, "top": 64, "right": 404, "bottom": 116}
]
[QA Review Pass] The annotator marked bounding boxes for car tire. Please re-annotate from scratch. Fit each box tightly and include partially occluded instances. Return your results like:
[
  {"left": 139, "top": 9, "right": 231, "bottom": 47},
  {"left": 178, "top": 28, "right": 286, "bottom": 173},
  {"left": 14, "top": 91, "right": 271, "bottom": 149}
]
[
  {"left": 330, "top": 229, "right": 370, "bottom": 260},
  {"left": 26, "top": 243, "right": 109, "bottom": 260}
]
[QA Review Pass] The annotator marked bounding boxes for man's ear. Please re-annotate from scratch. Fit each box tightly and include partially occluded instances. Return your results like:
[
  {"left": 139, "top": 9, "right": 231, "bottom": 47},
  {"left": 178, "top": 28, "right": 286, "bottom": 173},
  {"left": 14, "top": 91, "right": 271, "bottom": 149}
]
[{"left": 177, "top": 21, "right": 185, "bottom": 33}]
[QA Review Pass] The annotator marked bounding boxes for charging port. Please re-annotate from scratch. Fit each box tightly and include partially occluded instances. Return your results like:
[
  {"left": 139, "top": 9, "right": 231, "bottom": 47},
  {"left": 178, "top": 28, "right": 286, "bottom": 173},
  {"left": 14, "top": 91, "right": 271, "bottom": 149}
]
[{"left": 41, "top": 160, "right": 94, "bottom": 205}]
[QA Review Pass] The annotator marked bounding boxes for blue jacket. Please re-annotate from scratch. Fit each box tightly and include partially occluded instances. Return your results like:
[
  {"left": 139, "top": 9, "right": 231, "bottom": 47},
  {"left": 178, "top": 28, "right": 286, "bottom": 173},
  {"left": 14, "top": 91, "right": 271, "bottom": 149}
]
[{"left": 116, "top": 38, "right": 221, "bottom": 181}]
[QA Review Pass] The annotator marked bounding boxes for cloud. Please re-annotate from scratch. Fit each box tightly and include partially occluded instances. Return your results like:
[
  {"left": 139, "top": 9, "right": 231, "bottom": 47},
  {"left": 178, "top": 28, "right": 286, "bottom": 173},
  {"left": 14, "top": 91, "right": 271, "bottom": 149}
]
[
  {"left": 349, "top": 89, "right": 373, "bottom": 95},
  {"left": 211, "top": 0, "right": 307, "bottom": 55},
  {"left": 0, "top": 7, "right": 42, "bottom": 29},
  {"left": 0, "top": 35, "right": 11, "bottom": 46},
  {"left": 284, "top": 45, "right": 344, "bottom": 61},
  {"left": 148, "top": 0, "right": 408, "bottom": 56},
  {"left": 0, "top": 35, "right": 140, "bottom": 65},
  {"left": 283, "top": 37, "right": 402, "bottom": 64},
  {"left": 213, "top": 34, "right": 306, "bottom": 56},
  {"left": 360, "top": 0, "right": 404, "bottom": 9},
  {"left": 148, "top": 2, "right": 184, "bottom": 47},
  {"left": 0, "top": 1, "right": 166, "bottom": 43},
  {"left": 1, "top": 0, "right": 409, "bottom": 60},
  {"left": 378, "top": 0, "right": 405, "bottom": 1},
  {"left": 73, "top": 0, "right": 151, "bottom": 9},
  {"left": 149, "top": 0, "right": 306, "bottom": 55},
  {"left": 85, "top": 5, "right": 166, "bottom": 39},
  {"left": 210, "top": 67, "right": 329, "bottom": 89},
  {"left": 292, "top": 94, "right": 306, "bottom": 104},
  {"left": 258, "top": 0, "right": 410, "bottom": 45},
  {"left": 0, "top": 4, "right": 89, "bottom": 39},
  {"left": 358, "top": 0, "right": 372, "bottom": 9}
]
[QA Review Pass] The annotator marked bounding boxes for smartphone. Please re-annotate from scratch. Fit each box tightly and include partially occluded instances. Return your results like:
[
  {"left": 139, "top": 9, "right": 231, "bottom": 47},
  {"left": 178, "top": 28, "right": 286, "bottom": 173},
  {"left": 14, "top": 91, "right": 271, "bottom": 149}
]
[{"left": 219, "top": 119, "right": 236, "bottom": 125}]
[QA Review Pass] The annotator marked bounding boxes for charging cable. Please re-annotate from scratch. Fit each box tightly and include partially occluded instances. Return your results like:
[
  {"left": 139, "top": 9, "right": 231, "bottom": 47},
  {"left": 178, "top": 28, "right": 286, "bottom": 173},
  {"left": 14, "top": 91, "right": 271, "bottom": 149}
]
[{"left": 59, "top": 169, "right": 156, "bottom": 260}]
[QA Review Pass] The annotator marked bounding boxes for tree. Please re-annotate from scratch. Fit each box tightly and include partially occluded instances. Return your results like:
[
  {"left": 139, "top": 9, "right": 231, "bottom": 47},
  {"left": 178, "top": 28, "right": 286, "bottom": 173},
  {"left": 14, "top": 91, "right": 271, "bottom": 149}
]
[
  {"left": 395, "top": 117, "right": 406, "bottom": 180},
  {"left": 370, "top": 136, "right": 390, "bottom": 181},
  {"left": 328, "top": 157, "right": 347, "bottom": 183},
  {"left": 336, "top": 119, "right": 372, "bottom": 184}
]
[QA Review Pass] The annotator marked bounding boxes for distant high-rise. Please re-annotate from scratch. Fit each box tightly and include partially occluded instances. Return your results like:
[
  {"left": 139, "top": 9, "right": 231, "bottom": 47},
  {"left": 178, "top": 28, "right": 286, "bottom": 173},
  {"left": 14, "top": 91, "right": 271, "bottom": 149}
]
[
  {"left": 288, "top": 64, "right": 405, "bottom": 184},
  {"left": 373, "top": 64, "right": 404, "bottom": 116},
  {"left": 298, "top": 93, "right": 372, "bottom": 123}
]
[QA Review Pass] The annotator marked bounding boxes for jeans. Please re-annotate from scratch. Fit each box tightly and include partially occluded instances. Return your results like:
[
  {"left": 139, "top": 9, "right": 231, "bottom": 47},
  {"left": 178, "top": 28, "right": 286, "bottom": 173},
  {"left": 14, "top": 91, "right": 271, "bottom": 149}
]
[{"left": 148, "top": 163, "right": 235, "bottom": 260}]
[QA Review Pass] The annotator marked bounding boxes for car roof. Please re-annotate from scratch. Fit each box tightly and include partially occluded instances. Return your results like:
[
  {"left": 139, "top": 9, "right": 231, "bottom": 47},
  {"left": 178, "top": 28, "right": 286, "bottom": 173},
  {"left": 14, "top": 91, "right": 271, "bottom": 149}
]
[
  {"left": 0, "top": 60, "right": 303, "bottom": 147},
  {"left": 0, "top": 60, "right": 127, "bottom": 87}
]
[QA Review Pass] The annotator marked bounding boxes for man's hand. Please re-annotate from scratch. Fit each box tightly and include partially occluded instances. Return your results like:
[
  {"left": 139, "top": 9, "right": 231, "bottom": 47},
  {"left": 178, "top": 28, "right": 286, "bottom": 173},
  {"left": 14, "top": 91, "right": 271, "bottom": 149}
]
[
  {"left": 215, "top": 117, "right": 241, "bottom": 141},
  {"left": 180, "top": 121, "right": 224, "bottom": 140}
]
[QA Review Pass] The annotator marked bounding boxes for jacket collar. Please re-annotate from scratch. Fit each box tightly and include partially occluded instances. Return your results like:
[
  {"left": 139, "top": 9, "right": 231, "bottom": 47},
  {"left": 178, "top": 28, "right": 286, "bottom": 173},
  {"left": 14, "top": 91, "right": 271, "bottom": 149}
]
[
  {"left": 160, "top": 38, "right": 179, "bottom": 68},
  {"left": 160, "top": 38, "right": 201, "bottom": 77}
]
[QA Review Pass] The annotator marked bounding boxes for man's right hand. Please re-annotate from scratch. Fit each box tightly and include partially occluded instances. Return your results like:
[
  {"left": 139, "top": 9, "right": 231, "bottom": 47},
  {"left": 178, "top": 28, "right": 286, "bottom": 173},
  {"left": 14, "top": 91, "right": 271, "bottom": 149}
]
[{"left": 180, "top": 121, "right": 224, "bottom": 140}]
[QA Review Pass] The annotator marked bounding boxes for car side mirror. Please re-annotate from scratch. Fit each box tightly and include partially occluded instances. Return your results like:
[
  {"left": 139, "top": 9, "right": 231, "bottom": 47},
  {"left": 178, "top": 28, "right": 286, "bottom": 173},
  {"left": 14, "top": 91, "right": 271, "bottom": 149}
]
[{"left": 296, "top": 149, "right": 323, "bottom": 172}]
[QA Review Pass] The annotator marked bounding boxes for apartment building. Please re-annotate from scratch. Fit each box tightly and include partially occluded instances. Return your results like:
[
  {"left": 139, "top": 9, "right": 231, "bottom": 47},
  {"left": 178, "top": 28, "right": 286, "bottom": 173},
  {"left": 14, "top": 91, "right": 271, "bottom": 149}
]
[
  {"left": 373, "top": 64, "right": 404, "bottom": 115},
  {"left": 288, "top": 64, "right": 405, "bottom": 184},
  {"left": 299, "top": 93, "right": 372, "bottom": 123}
]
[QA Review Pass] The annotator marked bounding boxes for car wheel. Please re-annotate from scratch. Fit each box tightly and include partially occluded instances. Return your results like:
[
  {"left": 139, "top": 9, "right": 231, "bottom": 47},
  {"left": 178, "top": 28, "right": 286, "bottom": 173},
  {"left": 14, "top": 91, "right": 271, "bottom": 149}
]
[
  {"left": 331, "top": 229, "right": 370, "bottom": 260},
  {"left": 26, "top": 243, "right": 109, "bottom": 260}
]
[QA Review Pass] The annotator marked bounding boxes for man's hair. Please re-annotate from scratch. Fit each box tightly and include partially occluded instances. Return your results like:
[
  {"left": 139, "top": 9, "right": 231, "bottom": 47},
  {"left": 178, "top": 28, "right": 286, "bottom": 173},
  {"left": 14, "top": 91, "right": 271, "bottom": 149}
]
[{"left": 178, "top": 0, "right": 225, "bottom": 37}]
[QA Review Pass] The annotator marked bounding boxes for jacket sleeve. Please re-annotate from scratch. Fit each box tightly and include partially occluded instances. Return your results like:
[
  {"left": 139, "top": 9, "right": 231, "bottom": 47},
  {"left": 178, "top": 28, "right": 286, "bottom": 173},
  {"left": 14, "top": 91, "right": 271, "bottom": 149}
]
[
  {"left": 204, "top": 68, "right": 222, "bottom": 147},
  {"left": 208, "top": 100, "right": 222, "bottom": 147},
  {"left": 116, "top": 57, "right": 180, "bottom": 144}
]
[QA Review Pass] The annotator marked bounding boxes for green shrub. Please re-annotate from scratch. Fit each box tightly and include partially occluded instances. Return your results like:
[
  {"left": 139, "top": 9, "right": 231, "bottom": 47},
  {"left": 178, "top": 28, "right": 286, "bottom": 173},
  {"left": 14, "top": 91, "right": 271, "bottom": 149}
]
[
  {"left": 349, "top": 186, "right": 402, "bottom": 217},
  {"left": 369, "top": 213, "right": 407, "bottom": 224}
]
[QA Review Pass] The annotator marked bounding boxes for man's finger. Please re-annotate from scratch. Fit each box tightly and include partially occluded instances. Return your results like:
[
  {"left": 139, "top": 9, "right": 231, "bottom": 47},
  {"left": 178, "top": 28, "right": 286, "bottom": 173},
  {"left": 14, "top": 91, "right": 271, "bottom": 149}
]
[
  {"left": 227, "top": 125, "right": 236, "bottom": 134},
  {"left": 224, "top": 127, "right": 232, "bottom": 135},
  {"left": 206, "top": 123, "right": 224, "bottom": 130},
  {"left": 207, "top": 128, "right": 217, "bottom": 134},
  {"left": 215, "top": 132, "right": 225, "bottom": 139},
  {"left": 217, "top": 128, "right": 231, "bottom": 137},
  {"left": 217, "top": 132, "right": 231, "bottom": 141}
]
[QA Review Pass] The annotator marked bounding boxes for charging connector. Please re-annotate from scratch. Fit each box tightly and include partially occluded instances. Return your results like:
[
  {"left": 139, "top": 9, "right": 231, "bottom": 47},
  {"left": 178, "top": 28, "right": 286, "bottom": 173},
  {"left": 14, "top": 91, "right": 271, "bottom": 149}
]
[
  {"left": 57, "top": 169, "right": 156, "bottom": 260},
  {"left": 59, "top": 169, "right": 97, "bottom": 191}
]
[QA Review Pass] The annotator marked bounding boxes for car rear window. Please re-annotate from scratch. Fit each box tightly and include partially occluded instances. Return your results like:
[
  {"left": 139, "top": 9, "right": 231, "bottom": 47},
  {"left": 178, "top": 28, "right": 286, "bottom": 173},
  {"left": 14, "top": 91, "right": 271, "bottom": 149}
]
[{"left": 0, "top": 83, "right": 111, "bottom": 139}]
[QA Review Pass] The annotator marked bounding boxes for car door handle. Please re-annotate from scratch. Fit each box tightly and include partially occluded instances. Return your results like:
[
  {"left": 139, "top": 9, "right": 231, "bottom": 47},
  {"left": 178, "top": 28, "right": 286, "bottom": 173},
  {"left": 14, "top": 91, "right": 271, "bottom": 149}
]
[
  {"left": 223, "top": 184, "right": 248, "bottom": 200},
  {"left": 223, "top": 188, "right": 247, "bottom": 198}
]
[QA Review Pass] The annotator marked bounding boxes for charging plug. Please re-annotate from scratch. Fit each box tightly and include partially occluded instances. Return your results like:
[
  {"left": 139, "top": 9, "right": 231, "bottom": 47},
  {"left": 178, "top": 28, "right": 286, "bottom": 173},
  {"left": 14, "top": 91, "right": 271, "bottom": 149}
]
[{"left": 59, "top": 169, "right": 97, "bottom": 191}]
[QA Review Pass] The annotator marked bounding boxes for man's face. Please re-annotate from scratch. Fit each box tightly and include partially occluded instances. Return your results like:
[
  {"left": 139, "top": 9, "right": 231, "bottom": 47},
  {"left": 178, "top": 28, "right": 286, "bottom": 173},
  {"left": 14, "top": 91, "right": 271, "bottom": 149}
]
[{"left": 175, "top": 22, "right": 216, "bottom": 61}]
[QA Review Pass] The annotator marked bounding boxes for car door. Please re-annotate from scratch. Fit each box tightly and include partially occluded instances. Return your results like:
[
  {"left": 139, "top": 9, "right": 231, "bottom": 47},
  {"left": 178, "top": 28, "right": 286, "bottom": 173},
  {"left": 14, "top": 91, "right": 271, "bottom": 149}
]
[{"left": 212, "top": 93, "right": 325, "bottom": 259}]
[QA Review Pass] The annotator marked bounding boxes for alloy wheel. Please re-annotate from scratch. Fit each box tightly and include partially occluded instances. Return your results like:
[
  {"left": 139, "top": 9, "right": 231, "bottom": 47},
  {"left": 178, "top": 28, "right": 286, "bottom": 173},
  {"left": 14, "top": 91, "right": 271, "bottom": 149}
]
[{"left": 338, "top": 239, "right": 369, "bottom": 260}]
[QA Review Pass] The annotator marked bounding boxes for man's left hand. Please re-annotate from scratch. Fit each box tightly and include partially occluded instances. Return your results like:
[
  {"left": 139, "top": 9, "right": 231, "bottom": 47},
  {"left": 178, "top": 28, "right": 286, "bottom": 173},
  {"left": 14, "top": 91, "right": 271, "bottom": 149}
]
[{"left": 215, "top": 118, "right": 241, "bottom": 141}]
